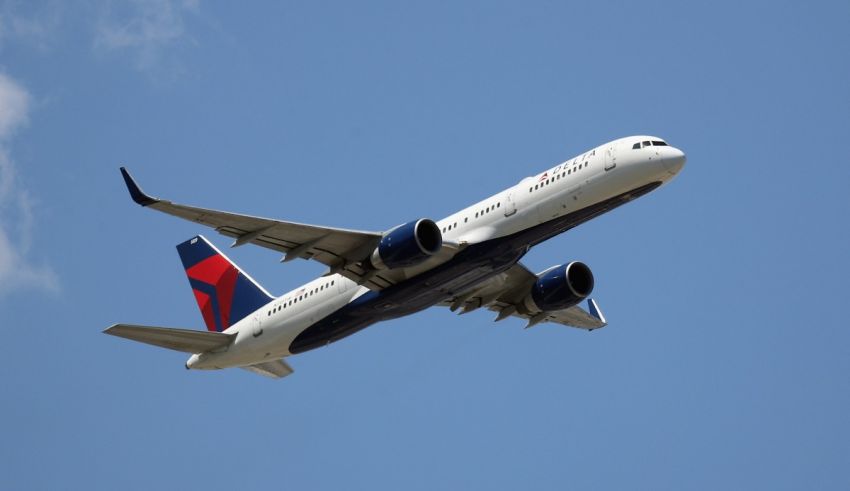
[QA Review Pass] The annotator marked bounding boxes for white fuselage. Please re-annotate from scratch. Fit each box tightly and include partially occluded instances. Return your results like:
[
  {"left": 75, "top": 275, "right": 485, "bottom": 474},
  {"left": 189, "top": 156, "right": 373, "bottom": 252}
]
[{"left": 188, "top": 136, "right": 685, "bottom": 370}]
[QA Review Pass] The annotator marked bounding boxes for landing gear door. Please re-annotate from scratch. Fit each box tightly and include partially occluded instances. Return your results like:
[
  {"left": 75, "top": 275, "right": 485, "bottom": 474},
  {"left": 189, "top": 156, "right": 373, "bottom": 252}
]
[
  {"left": 605, "top": 145, "right": 617, "bottom": 171},
  {"left": 504, "top": 192, "right": 517, "bottom": 217}
]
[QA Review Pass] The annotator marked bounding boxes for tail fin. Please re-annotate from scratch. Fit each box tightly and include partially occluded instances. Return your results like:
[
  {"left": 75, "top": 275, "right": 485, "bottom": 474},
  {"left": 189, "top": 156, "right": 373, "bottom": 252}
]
[{"left": 177, "top": 235, "right": 274, "bottom": 332}]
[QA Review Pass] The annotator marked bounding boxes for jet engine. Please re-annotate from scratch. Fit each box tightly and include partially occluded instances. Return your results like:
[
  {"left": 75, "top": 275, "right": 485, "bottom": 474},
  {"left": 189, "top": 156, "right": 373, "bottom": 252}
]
[
  {"left": 523, "top": 261, "right": 594, "bottom": 312},
  {"left": 369, "top": 219, "right": 442, "bottom": 270}
]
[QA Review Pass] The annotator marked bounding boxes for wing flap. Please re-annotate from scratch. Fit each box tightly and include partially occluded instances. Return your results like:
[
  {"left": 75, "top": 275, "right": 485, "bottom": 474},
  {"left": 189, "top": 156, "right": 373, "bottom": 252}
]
[
  {"left": 104, "top": 324, "right": 234, "bottom": 353},
  {"left": 241, "top": 359, "right": 294, "bottom": 379}
]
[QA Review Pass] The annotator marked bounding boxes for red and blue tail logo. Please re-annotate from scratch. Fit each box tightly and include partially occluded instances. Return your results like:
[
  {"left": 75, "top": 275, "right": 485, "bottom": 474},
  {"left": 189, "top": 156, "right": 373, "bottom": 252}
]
[{"left": 177, "top": 236, "right": 274, "bottom": 332}]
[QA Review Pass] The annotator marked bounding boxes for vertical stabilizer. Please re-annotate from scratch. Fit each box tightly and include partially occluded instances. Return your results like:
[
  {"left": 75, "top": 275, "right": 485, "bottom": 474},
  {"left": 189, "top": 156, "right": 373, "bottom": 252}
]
[{"left": 177, "top": 235, "right": 274, "bottom": 332}]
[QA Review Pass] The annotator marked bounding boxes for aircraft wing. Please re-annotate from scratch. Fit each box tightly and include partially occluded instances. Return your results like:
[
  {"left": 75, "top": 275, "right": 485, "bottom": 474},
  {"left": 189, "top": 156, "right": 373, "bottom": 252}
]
[
  {"left": 438, "top": 263, "right": 608, "bottom": 330},
  {"left": 120, "top": 167, "right": 395, "bottom": 287}
]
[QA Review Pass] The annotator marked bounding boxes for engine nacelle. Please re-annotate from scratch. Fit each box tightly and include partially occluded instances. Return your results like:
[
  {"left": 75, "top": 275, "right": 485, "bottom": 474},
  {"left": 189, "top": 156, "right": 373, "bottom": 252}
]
[
  {"left": 524, "top": 261, "right": 594, "bottom": 312},
  {"left": 369, "top": 219, "right": 442, "bottom": 270}
]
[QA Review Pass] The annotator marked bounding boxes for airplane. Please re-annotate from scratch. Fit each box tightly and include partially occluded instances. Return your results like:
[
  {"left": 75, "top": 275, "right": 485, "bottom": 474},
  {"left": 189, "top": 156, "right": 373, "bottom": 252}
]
[{"left": 105, "top": 136, "right": 685, "bottom": 379}]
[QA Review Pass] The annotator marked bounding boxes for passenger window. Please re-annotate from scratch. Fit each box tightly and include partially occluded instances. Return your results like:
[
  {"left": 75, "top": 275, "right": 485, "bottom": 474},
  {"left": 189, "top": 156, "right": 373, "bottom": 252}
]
[{"left": 465, "top": 217, "right": 468, "bottom": 222}]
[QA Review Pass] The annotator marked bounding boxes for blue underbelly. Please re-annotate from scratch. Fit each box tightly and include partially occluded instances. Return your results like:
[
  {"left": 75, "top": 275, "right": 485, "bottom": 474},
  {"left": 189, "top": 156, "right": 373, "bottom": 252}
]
[{"left": 288, "top": 181, "right": 661, "bottom": 354}]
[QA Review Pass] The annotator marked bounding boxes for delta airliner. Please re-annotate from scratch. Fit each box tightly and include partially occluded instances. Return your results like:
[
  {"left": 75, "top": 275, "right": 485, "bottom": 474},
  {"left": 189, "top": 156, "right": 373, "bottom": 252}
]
[{"left": 105, "top": 136, "right": 685, "bottom": 378}]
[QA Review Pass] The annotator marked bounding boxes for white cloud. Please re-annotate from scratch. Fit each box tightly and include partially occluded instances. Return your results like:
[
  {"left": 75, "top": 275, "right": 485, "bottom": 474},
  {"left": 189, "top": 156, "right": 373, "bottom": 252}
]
[
  {"left": 94, "top": 0, "right": 200, "bottom": 75},
  {"left": 0, "top": 1, "right": 64, "bottom": 51},
  {"left": 0, "top": 73, "right": 58, "bottom": 296},
  {"left": 0, "top": 72, "right": 29, "bottom": 139}
]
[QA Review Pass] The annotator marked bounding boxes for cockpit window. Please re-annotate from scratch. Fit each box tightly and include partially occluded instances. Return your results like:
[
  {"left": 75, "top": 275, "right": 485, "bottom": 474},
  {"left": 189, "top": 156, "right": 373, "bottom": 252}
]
[
  {"left": 632, "top": 142, "right": 640, "bottom": 149},
  {"left": 652, "top": 140, "right": 668, "bottom": 146},
  {"left": 642, "top": 141, "right": 651, "bottom": 147}
]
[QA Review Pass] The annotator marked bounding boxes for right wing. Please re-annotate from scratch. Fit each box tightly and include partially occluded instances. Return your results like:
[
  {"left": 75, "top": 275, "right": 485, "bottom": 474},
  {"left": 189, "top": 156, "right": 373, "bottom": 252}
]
[
  {"left": 120, "top": 168, "right": 396, "bottom": 287},
  {"left": 104, "top": 324, "right": 234, "bottom": 353},
  {"left": 438, "top": 263, "right": 608, "bottom": 331}
]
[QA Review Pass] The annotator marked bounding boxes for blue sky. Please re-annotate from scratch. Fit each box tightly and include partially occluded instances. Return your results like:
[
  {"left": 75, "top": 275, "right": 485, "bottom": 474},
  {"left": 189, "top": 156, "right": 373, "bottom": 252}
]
[{"left": 1, "top": 1, "right": 848, "bottom": 489}]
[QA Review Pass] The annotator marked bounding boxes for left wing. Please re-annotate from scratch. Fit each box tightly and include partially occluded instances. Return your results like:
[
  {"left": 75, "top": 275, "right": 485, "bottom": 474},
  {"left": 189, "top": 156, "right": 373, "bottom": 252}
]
[
  {"left": 120, "top": 168, "right": 398, "bottom": 288},
  {"left": 438, "top": 263, "right": 608, "bottom": 330}
]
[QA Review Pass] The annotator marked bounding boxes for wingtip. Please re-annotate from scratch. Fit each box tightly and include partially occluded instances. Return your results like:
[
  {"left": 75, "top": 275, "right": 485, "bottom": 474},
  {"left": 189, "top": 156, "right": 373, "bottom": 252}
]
[
  {"left": 587, "top": 298, "right": 607, "bottom": 325},
  {"left": 120, "top": 167, "right": 157, "bottom": 206}
]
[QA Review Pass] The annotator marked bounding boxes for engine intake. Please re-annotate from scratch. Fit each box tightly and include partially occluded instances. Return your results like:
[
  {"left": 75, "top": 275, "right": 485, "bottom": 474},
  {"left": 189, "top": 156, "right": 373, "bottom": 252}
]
[
  {"left": 525, "top": 261, "right": 594, "bottom": 312},
  {"left": 369, "top": 219, "right": 442, "bottom": 270}
]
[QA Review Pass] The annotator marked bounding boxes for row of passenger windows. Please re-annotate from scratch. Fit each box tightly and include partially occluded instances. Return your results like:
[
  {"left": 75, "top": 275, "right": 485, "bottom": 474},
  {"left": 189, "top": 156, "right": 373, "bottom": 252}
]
[
  {"left": 632, "top": 140, "right": 668, "bottom": 149},
  {"left": 529, "top": 161, "right": 589, "bottom": 193},
  {"left": 267, "top": 280, "right": 336, "bottom": 316},
  {"left": 441, "top": 202, "right": 501, "bottom": 233}
]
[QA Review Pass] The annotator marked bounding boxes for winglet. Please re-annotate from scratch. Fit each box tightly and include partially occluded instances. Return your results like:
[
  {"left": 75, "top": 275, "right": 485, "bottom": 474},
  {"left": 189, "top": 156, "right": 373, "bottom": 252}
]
[
  {"left": 120, "top": 167, "right": 158, "bottom": 206},
  {"left": 587, "top": 298, "right": 607, "bottom": 326}
]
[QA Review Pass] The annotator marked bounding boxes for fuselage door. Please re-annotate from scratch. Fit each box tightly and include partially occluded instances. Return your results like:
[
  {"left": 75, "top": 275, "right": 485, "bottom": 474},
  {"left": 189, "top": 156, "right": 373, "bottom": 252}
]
[
  {"left": 504, "top": 192, "right": 517, "bottom": 217},
  {"left": 252, "top": 312, "right": 263, "bottom": 338},
  {"left": 605, "top": 145, "right": 617, "bottom": 171}
]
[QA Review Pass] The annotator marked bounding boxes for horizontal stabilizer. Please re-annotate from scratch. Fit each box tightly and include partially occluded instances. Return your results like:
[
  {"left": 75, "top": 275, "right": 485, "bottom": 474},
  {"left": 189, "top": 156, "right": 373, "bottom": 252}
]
[
  {"left": 241, "top": 359, "right": 294, "bottom": 379},
  {"left": 104, "top": 324, "right": 234, "bottom": 353}
]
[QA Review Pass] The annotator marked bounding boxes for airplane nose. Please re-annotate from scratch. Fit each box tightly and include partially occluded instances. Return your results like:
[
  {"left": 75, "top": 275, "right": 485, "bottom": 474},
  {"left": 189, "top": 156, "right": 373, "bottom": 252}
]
[{"left": 663, "top": 147, "right": 687, "bottom": 175}]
